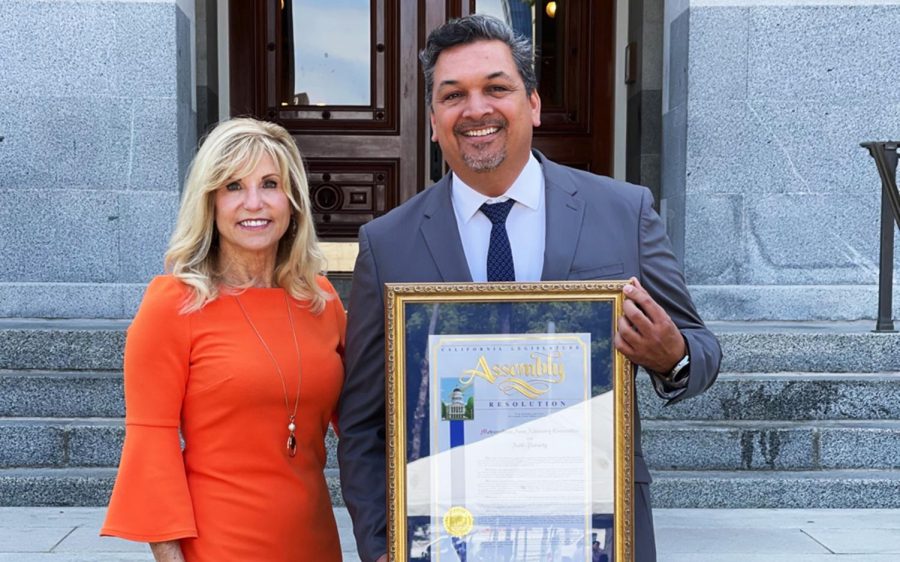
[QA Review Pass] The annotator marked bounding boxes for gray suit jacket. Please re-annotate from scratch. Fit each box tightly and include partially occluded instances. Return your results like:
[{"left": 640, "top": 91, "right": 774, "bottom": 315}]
[{"left": 338, "top": 152, "right": 722, "bottom": 562}]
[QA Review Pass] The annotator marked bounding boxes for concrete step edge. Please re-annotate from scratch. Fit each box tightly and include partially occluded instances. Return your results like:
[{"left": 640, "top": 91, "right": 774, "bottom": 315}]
[
  {"left": 0, "top": 468, "right": 345, "bottom": 508},
  {"left": 3, "top": 371, "right": 895, "bottom": 379},
  {"left": 2, "top": 370, "right": 896, "bottom": 379},
  {"left": 0, "top": 319, "right": 882, "bottom": 332},
  {"left": 0, "top": 416, "right": 125, "bottom": 427},
  {"left": 0, "top": 319, "right": 130, "bottom": 330},
  {"left": 651, "top": 468, "right": 900, "bottom": 479},
  {"left": 0, "top": 467, "right": 119, "bottom": 476},
  {"left": 6, "top": 418, "right": 892, "bottom": 430},
  {"left": 649, "top": 470, "right": 900, "bottom": 508},
  {"left": 0, "top": 369, "right": 121, "bottom": 378},
  {"left": 707, "top": 320, "right": 889, "bottom": 333},
  {"left": 640, "top": 371, "right": 900, "bottom": 380},
  {"left": 642, "top": 419, "right": 900, "bottom": 430}
]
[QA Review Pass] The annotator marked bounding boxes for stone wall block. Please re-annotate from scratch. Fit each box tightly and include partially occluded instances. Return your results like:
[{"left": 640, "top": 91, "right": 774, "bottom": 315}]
[
  {"left": 683, "top": 193, "right": 742, "bottom": 284},
  {"left": 0, "top": 284, "right": 124, "bottom": 318},
  {"left": 645, "top": 1, "right": 664, "bottom": 87},
  {"left": 0, "top": 2, "right": 114, "bottom": 97},
  {"left": 0, "top": 97, "right": 58, "bottom": 188},
  {"left": 675, "top": 4, "right": 900, "bottom": 313},
  {"left": 746, "top": 101, "right": 900, "bottom": 196},
  {"left": 661, "top": 103, "right": 687, "bottom": 260},
  {"left": 691, "top": 285, "right": 900, "bottom": 322},
  {"left": 117, "top": 192, "right": 179, "bottom": 283},
  {"left": 641, "top": 153, "right": 661, "bottom": 196},
  {"left": 129, "top": 98, "right": 181, "bottom": 191},
  {"left": 825, "top": 102, "right": 900, "bottom": 193},
  {"left": 0, "top": 190, "right": 118, "bottom": 283},
  {"left": 641, "top": 90, "right": 663, "bottom": 154},
  {"left": 749, "top": 6, "right": 900, "bottom": 103},
  {"left": 685, "top": 101, "right": 811, "bottom": 196},
  {"left": 686, "top": 101, "right": 754, "bottom": 162},
  {"left": 111, "top": 2, "right": 178, "bottom": 98},
  {"left": 688, "top": 7, "right": 748, "bottom": 101},
  {"left": 744, "top": 193, "right": 881, "bottom": 285},
  {"left": 176, "top": 6, "right": 197, "bottom": 185},
  {"left": 666, "top": 8, "right": 689, "bottom": 112},
  {"left": 52, "top": 99, "right": 133, "bottom": 191},
  {"left": 0, "top": 97, "right": 132, "bottom": 191},
  {"left": 122, "top": 284, "right": 149, "bottom": 318}
]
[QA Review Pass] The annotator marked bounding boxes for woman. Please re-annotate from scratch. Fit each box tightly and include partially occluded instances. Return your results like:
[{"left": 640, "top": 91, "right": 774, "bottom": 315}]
[{"left": 101, "top": 118, "right": 345, "bottom": 561}]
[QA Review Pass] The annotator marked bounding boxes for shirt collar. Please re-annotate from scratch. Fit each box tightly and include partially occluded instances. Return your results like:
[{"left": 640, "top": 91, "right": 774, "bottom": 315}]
[{"left": 451, "top": 153, "right": 543, "bottom": 223}]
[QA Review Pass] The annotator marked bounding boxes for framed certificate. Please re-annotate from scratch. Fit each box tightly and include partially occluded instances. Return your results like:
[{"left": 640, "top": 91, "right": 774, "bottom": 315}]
[{"left": 385, "top": 281, "right": 634, "bottom": 562}]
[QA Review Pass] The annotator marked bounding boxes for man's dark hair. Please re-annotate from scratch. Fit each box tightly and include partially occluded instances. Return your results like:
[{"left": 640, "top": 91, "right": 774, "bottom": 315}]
[{"left": 419, "top": 14, "right": 537, "bottom": 108}]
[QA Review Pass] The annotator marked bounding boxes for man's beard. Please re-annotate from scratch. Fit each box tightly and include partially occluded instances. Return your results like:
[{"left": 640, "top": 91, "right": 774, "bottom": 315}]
[
  {"left": 462, "top": 143, "right": 506, "bottom": 172},
  {"left": 455, "top": 118, "right": 508, "bottom": 173}
]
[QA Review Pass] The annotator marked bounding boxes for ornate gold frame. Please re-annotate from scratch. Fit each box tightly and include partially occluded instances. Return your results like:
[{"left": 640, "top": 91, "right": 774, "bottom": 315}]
[{"left": 385, "top": 281, "right": 634, "bottom": 562}]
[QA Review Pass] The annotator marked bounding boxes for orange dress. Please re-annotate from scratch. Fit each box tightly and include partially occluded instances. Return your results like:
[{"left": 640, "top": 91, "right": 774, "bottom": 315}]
[{"left": 101, "top": 275, "right": 345, "bottom": 561}]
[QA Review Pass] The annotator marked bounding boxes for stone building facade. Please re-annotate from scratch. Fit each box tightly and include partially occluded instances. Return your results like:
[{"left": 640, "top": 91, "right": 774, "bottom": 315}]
[{"left": 3, "top": 0, "right": 897, "bottom": 322}]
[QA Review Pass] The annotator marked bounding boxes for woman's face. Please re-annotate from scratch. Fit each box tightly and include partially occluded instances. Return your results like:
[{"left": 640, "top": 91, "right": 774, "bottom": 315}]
[{"left": 214, "top": 153, "right": 292, "bottom": 263}]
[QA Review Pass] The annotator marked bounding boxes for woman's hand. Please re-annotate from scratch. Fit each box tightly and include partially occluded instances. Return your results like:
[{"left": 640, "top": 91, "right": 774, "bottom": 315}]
[{"left": 150, "top": 541, "right": 185, "bottom": 562}]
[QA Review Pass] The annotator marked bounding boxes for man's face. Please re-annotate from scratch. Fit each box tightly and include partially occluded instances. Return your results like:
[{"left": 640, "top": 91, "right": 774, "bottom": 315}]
[{"left": 429, "top": 40, "right": 541, "bottom": 193}]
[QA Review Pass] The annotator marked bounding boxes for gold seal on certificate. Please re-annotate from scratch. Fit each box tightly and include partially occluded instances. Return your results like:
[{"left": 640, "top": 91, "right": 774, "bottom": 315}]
[{"left": 442, "top": 506, "right": 474, "bottom": 537}]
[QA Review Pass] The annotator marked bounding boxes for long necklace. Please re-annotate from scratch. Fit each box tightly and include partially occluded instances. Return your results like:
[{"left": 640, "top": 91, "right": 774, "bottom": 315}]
[{"left": 234, "top": 292, "right": 302, "bottom": 457}]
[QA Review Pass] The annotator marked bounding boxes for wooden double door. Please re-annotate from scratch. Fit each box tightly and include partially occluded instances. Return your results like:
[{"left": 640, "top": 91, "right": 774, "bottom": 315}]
[{"left": 230, "top": 0, "right": 614, "bottom": 240}]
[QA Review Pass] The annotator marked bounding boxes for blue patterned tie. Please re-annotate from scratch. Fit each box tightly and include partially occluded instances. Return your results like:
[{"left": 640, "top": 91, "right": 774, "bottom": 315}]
[{"left": 480, "top": 199, "right": 516, "bottom": 282}]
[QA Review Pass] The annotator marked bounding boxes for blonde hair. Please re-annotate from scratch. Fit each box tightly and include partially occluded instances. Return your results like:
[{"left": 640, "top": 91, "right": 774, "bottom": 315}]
[{"left": 165, "top": 117, "right": 328, "bottom": 313}]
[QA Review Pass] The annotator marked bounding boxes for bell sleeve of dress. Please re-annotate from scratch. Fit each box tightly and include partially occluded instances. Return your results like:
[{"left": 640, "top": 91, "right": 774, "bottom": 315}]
[{"left": 100, "top": 276, "right": 198, "bottom": 542}]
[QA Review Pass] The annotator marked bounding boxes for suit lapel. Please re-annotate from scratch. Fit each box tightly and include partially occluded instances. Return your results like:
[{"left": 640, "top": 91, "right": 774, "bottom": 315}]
[
  {"left": 539, "top": 153, "right": 585, "bottom": 281},
  {"left": 420, "top": 175, "right": 473, "bottom": 282}
]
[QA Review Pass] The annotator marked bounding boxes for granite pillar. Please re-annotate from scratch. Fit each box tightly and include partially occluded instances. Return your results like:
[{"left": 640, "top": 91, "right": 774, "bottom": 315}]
[
  {"left": 663, "top": 0, "right": 900, "bottom": 320},
  {"left": 0, "top": 0, "right": 195, "bottom": 318}
]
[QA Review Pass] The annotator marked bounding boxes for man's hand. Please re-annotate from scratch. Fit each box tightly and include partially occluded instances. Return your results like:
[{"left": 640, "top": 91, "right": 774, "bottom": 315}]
[
  {"left": 376, "top": 555, "right": 388, "bottom": 562},
  {"left": 614, "top": 277, "right": 686, "bottom": 373}
]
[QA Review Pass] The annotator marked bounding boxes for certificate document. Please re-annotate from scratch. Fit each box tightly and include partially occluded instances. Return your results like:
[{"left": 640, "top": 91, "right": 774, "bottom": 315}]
[{"left": 424, "top": 333, "right": 594, "bottom": 557}]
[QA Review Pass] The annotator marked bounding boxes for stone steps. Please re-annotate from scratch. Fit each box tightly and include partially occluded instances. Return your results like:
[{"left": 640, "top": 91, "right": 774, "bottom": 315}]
[
  {"left": 6, "top": 415, "right": 899, "bottom": 474},
  {"left": 3, "top": 320, "right": 900, "bottom": 373},
  {"left": 711, "top": 321, "right": 900, "bottom": 373},
  {"left": 6, "top": 369, "right": 900, "bottom": 419},
  {"left": 0, "top": 319, "right": 126, "bottom": 371},
  {"left": 4, "top": 466, "right": 898, "bottom": 510},
  {"left": 637, "top": 372, "right": 900, "bottom": 420},
  {"left": 0, "top": 418, "right": 122, "bottom": 468},
  {"left": 3, "top": 369, "right": 898, "bottom": 421},
  {"left": 1, "top": 320, "right": 898, "bottom": 508},
  {"left": 0, "top": 417, "right": 340, "bottom": 468},
  {"left": 0, "top": 467, "right": 117, "bottom": 507},
  {"left": 651, "top": 469, "right": 900, "bottom": 508},
  {"left": 642, "top": 419, "right": 900, "bottom": 471},
  {"left": 0, "top": 467, "right": 344, "bottom": 507},
  {"left": 0, "top": 371, "right": 123, "bottom": 417}
]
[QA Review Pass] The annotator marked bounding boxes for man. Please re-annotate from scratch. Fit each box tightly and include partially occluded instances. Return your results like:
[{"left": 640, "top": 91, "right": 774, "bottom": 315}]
[{"left": 339, "top": 14, "right": 722, "bottom": 562}]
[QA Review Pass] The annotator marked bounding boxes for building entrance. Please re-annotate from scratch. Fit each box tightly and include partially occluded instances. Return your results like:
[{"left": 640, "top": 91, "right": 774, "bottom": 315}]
[{"left": 229, "top": 0, "right": 614, "bottom": 239}]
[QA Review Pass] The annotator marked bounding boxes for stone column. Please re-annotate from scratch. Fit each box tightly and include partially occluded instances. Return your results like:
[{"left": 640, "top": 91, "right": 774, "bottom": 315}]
[
  {"left": 626, "top": 0, "right": 665, "bottom": 202},
  {"left": 0, "top": 0, "right": 195, "bottom": 318},
  {"left": 663, "top": 0, "right": 900, "bottom": 320}
]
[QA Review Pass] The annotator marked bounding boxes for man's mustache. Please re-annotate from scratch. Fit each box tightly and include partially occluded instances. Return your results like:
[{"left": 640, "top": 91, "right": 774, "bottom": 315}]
[{"left": 453, "top": 119, "right": 507, "bottom": 135}]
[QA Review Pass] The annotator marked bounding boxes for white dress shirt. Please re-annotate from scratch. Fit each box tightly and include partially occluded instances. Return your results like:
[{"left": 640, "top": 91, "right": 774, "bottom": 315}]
[{"left": 450, "top": 153, "right": 546, "bottom": 282}]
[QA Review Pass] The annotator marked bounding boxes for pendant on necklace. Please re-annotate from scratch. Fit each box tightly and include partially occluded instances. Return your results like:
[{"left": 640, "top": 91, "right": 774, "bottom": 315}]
[{"left": 287, "top": 419, "right": 297, "bottom": 457}]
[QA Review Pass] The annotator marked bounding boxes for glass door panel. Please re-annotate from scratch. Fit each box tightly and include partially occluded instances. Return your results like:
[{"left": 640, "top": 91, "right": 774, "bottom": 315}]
[
  {"left": 474, "top": 0, "right": 567, "bottom": 108},
  {"left": 279, "top": 0, "right": 373, "bottom": 106}
]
